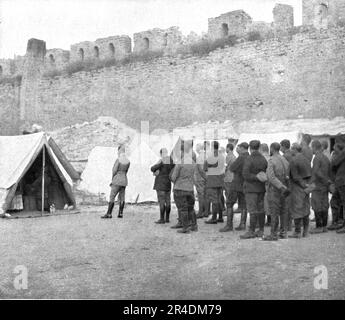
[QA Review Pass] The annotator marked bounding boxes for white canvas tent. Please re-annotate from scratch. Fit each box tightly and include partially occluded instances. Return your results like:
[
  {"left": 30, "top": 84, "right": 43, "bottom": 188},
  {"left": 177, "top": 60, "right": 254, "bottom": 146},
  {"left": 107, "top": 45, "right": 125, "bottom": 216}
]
[
  {"left": 78, "top": 131, "right": 235, "bottom": 204},
  {"left": 0, "top": 132, "right": 80, "bottom": 215},
  {"left": 78, "top": 133, "right": 179, "bottom": 203}
]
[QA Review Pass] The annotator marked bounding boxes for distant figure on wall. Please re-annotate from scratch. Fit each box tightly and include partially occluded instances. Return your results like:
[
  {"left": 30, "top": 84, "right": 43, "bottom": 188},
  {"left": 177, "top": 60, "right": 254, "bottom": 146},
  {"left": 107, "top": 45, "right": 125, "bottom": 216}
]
[{"left": 101, "top": 145, "right": 130, "bottom": 219}]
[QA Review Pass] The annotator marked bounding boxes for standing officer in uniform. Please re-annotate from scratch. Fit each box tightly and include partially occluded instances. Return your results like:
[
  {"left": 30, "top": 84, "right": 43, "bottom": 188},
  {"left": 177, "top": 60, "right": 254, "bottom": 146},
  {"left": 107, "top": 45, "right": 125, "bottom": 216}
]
[
  {"left": 301, "top": 134, "right": 313, "bottom": 163},
  {"left": 204, "top": 141, "right": 225, "bottom": 224},
  {"left": 195, "top": 143, "right": 207, "bottom": 219},
  {"left": 240, "top": 140, "right": 268, "bottom": 239},
  {"left": 289, "top": 143, "right": 312, "bottom": 238},
  {"left": 151, "top": 148, "right": 175, "bottom": 224},
  {"left": 223, "top": 143, "right": 237, "bottom": 208},
  {"left": 263, "top": 143, "right": 290, "bottom": 241},
  {"left": 101, "top": 145, "right": 130, "bottom": 219},
  {"left": 280, "top": 139, "right": 294, "bottom": 231},
  {"left": 171, "top": 142, "right": 197, "bottom": 233},
  {"left": 328, "top": 148, "right": 344, "bottom": 230},
  {"left": 310, "top": 140, "right": 331, "bottom": 234},
  {"left": 219, "top": 142, "right": 248, "bottom": 232},
  {"left": 331, "top": 139, "right": 345, "bottom": 234}
]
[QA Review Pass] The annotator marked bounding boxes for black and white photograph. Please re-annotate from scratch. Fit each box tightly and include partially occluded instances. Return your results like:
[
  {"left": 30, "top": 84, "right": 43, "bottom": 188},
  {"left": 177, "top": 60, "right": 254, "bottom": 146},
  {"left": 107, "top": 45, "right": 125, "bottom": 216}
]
[{"left": 0, "top": 0, "right": 345, "bottom": 304}]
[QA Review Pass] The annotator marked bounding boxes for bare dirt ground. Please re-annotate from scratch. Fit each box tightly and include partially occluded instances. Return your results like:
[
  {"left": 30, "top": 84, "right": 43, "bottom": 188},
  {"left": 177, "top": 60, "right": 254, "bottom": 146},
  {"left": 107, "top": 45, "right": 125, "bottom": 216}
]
[{"left": 0, "top": 204, "right": 344, "bottom": 300}]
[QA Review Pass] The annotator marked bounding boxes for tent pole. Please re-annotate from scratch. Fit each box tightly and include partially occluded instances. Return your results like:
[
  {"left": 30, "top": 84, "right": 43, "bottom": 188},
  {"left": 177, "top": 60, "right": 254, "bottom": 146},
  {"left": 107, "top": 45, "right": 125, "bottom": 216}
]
[{"left": 41, "top": 146, "right": 45, "bottom": 215}]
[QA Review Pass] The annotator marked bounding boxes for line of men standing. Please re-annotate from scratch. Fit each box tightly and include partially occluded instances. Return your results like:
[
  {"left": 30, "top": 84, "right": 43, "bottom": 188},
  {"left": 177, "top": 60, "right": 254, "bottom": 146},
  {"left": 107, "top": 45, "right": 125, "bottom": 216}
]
[{"left": 150, "top": 134, "right": 345, "bottom": 237}]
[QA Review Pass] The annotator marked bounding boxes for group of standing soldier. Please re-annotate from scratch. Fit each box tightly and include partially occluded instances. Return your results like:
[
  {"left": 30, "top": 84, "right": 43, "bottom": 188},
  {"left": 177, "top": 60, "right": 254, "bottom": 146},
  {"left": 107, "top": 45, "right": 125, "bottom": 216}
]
[{"left": 102, "top": 134, "right": 345, "bottom": 240}]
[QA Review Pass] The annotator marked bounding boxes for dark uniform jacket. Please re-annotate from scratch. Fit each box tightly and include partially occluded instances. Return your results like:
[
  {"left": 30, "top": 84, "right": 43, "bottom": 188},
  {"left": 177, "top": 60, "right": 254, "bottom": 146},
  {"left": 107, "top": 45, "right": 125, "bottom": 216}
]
[
  {"left": 283, "top": 149, "right": 294, "bottom": 164},
  {"left": 290, "top": 153, "right": 311, "bottom": 188},
  {"left": 112, "top": 156, "right": 130, "bottom": 187},
  {"left": 151, "top": 156, "right": 175, "bottom": 192},
  {"left": 301, "top": 145, "right": 313, "bottom": 163},
  {"left": 229, "top": 151, "right": 249, "bottom": 192},
  {"left": 267, "top": 154, "right": 290, "bottom": 190},
  {"left": 331, "top": 148, "right": 345, "bottom": 188},
  {"left": 311, "top": 151, "right": 331, "bottom": 191},
  {"left": 242, "top": 150, "right": 268, "bottom": 193}
]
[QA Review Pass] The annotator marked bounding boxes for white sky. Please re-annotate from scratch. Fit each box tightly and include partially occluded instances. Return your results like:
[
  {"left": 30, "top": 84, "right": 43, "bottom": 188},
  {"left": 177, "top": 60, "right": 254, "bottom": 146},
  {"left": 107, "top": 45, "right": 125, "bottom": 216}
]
[{"left": 0, "top": 0, "right": 302, "bottom": 58}]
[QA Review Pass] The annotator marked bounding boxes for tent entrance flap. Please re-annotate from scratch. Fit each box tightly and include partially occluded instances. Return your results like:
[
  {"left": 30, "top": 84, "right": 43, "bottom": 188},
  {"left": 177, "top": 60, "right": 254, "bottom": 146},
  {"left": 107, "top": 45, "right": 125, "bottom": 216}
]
[{"left": 8, "top": 147, "right": 74, "bottom": 213}]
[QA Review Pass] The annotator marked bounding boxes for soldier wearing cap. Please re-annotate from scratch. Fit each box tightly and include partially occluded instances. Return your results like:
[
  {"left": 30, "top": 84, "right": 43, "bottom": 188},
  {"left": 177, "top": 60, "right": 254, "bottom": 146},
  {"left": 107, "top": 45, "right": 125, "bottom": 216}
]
[
  {"left": 310, "top": 140, "right": 331, "bottom": 234},
  {"left": 289, "top": 143, "right": 312, "bottom": 238},
  {"left": 204, "top": 141, "right": 225, "bottom": 224},
  {"left": 101, "top": 145, "right": 130, "bottom": 219},
  {"left": 240, "top": 140, "right": 268, "bottom": 239},
  {"left": 194, "top": 143, "right": 207, "bottom": 219},
  {"left": 263, "top": 142, "right": 290, "bottom": 241},
  {"left": 331, "top": 137, "right": 345, "bottom": 234},
  {"left": 150, "top": 148, "right": 175, "bottom": 224},
  {"left": 219, "top": 142, "right": 248, "bottom": 232}
]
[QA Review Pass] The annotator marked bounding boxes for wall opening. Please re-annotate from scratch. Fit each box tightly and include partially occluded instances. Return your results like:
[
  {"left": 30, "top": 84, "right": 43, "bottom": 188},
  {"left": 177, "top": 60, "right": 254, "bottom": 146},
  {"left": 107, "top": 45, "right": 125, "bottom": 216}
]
[
  {"left": 315, "top": 3, "right": 328, "bottom": 28},
  {"left": 94, "top": 46, "right": 100, "bottom": 58},
  {"left": 0, "top": 65, "right": 3, "bottom": 77},
  {"left": 49, "top": 54, "right": 55, "bottom": 65},
  {"left": 143, "top": 37, "right": 150, "bottom": 50},
  {"left": 109, "top": 43, "right": 115, "bottom": 57},
  {"left": 163, "top": 33, "right": 168, "bottom": 47},
  {"left": 221, "top": 23, "right": 229, "bottom": 37},
  {"left": 79, "top": 48, "right": 84, "bottom": 61}
]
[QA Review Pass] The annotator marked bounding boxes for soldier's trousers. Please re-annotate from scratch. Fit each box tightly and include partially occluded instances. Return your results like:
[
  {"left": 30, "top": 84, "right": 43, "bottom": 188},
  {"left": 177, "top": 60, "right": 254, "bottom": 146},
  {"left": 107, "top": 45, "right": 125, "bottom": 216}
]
[
  {"left": 195, "top": 180, "right": 206, "bottom": 216},
  {"left": 294, "top": 216, "right": 309, "bottom": 234},
  {"left": 267, "top": 187, "right": 287, "bottom": 236},
  {"left": 174, "top": 190, "right": 196, "bottom": 229},
  {"left": 332, "top": 186, "right": 345, "bottom": 222},
  {"left": 245, "top": 192, "right": 265, "bottom": 232}
]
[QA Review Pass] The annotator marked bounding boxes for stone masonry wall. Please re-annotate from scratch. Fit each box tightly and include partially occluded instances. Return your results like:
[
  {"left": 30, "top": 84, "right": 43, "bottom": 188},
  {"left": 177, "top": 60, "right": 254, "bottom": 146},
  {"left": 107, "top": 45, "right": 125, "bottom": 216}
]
[
  {"left": 3, "top": 27, "right": 341, "bottom": 134},
  {"left": 0, "top": 82, "right": 21, "bottom": 135}
]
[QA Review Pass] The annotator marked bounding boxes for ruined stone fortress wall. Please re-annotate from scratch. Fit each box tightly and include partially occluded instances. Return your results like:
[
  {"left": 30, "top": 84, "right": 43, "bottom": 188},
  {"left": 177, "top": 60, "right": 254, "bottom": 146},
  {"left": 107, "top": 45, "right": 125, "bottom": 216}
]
[{"left": 1, "top": 2, "right": 345, "bottom": 135}]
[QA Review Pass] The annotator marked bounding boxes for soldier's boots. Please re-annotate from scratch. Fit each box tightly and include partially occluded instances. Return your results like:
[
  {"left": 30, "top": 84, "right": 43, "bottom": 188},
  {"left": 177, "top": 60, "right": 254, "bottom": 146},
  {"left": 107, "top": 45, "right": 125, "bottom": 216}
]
[
  {"left": 171, "top": 210, "right": 183, "bottom": 228},
  {"left": 189, "top": 210, "right": 198, "bottom": 232},
  {"left": 101, "top": 202, "right": 114, "bottom": 219},
  {"left": 155, "top": 205, "right": 166, "bottom": 224},
  {"left": 165, "top": 206, "right": 170, "bottom": 223},
  {"left": 235, "top": 210, "right": 247, "bottom": 231},
  {"left": 336, "top": 227, "right": 345, "bottom": 233},
  {"left": 336, "top": 220, "right": 345, "bottom": 233},
  {"left": 203, "top": 201, "right": 211, "bottom": 218},
  {"left": 205, "top": 205, "right": 218, "bottom": 224},
  {"left": 217, "top": 208, "right": 224, "bottom": 222},
  {"left": 279, "top": 232, "right": 288, "bottom": 239},
  {"left": 219, "top": 208, "right": 234, "bottom": 232},
  {"left": 255, "top": 230, "right": 264, "bottom": 238},
  {"left": 177, "top": 212, "right": 190, "bottom": 234},
  {"left": 240, "top": 231, "right": 256, "bottom": 239},
  {"left": 118, "top": 201, "right": 125, "bottom": 218},
  {"left": 327, "top": 223, "right": 339, "bottom": 230},
  {"left": 302, "top": 220, "right": 309, "bottom": 238},
  {"left": 171, "top": 222, "right": 183, "bottom": 229}
]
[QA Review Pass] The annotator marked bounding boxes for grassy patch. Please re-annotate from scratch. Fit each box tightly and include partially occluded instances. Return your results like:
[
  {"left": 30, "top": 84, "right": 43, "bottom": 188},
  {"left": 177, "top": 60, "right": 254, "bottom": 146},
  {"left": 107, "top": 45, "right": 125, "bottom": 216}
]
[{"left": 178, "top": 36, "right": 238, "bottom": 56}]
